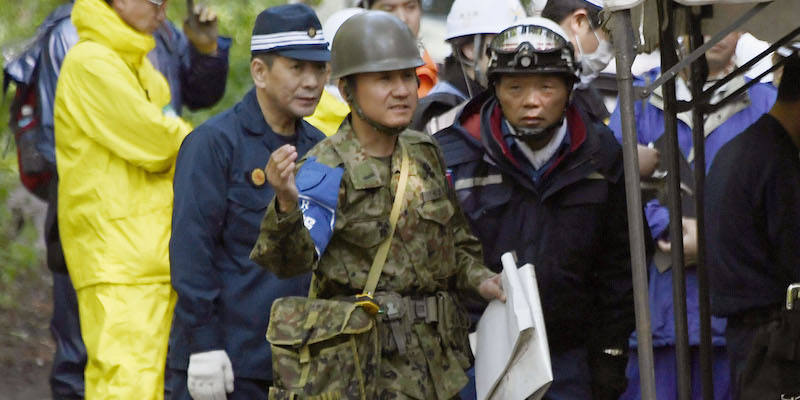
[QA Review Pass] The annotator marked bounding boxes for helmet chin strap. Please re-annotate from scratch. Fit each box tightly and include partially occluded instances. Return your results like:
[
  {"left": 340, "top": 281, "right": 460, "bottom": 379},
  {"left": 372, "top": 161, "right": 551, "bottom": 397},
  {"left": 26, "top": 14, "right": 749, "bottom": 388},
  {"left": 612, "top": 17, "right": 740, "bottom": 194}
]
[
  {"left": 344, "top": 81, "right": 406, "bottom": 137},
  {"left": 510, "top": 113, "right": 565, "bottom": 140}
]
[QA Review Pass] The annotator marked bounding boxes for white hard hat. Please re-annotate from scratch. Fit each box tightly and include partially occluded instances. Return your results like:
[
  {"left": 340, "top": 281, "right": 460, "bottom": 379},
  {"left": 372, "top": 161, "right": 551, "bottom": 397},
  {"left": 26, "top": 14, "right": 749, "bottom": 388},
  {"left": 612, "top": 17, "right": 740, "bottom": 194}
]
[
  {"left": 506, "top": 16, "right": 571, "bottom": 43},
  {"left": 583, "top": 0, "right": 605, "bottom": 8},
  {"left": 487, "top": 16, "right": 579, "bottom": 81},
  {"left": 583, "top": 0, "right": 604, "bottom": 8},
  {"left": 445, "top": 0, "right": 526, "bottom": 41},
  {"left": 322, "top": 8, "right": 365, "bottom": 50}
]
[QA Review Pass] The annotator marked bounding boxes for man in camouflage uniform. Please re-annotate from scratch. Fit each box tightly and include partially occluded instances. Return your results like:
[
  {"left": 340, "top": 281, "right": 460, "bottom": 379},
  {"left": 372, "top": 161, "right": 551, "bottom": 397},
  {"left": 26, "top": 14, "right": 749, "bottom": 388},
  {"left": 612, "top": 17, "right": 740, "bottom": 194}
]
[{"left": 250, "top": 11, "right": 505, "bottom": 399}]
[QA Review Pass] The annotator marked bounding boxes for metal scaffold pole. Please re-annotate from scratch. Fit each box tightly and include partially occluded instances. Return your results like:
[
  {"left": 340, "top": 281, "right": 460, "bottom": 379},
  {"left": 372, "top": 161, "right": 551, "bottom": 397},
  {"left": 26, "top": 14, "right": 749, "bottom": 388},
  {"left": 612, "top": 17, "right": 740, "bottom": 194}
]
[
  {"left": 656, "top": 1, "right": 692, "bottom": 399},
  {"left": 609, "top": 9, "right": 657, "bottom": 400},
  {"left": 687, "top": 7, "right": 714, "bottom": 400}
]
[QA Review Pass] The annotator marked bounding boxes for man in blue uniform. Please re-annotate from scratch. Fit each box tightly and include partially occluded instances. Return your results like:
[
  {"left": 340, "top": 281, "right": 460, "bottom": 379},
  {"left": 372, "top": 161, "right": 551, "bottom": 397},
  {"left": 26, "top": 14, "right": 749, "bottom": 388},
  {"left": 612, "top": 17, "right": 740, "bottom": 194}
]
[
  {"left": 435, "top": 17, "right": 641, "bottom": 400},
  {"left": 2, "top": 2, "right": 229, "bottom": 398},
  {"left": 166, "top": 4, "right": 328, "bottom": 400},
  {"left": 608, "top": 32, "right": 777, "bottom": 400},
  {"left": 705, "top": 52, "right": 800, "bottom": 400}
]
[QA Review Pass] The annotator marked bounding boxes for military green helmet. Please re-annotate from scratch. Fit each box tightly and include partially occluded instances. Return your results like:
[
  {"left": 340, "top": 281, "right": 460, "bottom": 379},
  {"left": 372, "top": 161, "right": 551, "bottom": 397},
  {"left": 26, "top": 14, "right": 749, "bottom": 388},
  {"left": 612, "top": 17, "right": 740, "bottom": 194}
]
[{"left": 330, "top": 11, "right": 425, "bottom": 80}]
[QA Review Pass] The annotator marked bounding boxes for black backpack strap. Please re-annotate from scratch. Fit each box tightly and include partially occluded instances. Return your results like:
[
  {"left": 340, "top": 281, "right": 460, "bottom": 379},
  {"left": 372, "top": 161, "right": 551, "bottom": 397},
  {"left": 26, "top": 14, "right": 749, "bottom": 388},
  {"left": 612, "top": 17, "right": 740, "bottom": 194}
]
[{"left": 3, "top": 71, "right": 14, "bottom": 156}]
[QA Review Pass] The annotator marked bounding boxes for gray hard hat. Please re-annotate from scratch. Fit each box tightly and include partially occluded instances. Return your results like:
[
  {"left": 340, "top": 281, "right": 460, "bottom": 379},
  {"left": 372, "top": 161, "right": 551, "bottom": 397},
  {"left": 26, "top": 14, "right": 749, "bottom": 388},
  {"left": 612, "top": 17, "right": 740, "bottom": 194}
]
[{"left": 330, "top": 11, "right": 424, "bottom": 80}]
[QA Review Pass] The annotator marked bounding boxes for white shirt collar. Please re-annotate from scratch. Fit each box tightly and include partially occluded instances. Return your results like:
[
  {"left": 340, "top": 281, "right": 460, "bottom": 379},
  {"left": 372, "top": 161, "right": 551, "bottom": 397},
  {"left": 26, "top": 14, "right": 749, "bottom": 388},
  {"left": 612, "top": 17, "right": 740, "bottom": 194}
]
[{"left": 507, "top": 119, "right": 568, "bottom": 171}]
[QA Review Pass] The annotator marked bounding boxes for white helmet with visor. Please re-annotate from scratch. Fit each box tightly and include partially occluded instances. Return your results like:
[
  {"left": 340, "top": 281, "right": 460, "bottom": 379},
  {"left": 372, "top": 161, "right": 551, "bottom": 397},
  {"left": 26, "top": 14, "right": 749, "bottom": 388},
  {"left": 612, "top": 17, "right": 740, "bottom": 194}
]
[{"left": 487, "top": 17, "right": 580, "bottom": 84}]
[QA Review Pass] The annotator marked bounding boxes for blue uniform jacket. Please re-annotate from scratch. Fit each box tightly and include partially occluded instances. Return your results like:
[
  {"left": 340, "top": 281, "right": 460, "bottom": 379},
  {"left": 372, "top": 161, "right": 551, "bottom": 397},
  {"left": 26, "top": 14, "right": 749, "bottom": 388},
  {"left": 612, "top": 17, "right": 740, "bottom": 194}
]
[
  {"left": 436, "top": 91, "right": 642, "bottom": 356},
  {"left": 607, "top": 67, "right": 777, "bottom": 347},
  {"left": 168, "top": 89, "right": 326, "bottom": 380}
]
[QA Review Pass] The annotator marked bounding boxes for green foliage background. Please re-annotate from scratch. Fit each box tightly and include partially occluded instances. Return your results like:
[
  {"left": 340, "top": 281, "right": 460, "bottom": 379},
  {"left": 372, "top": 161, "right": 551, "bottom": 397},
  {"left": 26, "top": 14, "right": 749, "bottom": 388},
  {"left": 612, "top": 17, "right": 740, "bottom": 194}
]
[{"left": 0, "top": 0, "right": 286, "bottom": 303}]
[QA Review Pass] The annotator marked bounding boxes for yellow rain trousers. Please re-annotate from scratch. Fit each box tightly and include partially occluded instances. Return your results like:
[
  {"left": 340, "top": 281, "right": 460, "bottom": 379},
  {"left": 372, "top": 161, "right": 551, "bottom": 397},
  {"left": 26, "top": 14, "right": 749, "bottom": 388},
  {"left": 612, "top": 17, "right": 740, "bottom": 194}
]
[
  {"left": 77, "top": 284, "right": 176, "bottom": 400},
  {"left": 53, "top": 0, "right": 192, "bottom": 398}
]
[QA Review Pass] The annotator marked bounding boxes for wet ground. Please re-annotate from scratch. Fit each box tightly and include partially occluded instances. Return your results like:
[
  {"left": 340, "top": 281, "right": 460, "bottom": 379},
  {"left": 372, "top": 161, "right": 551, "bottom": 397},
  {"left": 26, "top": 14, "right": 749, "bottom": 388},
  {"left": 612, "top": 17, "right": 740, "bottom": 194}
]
[{"left": 0, "top": 263, "right": 54, "bottom": 400}]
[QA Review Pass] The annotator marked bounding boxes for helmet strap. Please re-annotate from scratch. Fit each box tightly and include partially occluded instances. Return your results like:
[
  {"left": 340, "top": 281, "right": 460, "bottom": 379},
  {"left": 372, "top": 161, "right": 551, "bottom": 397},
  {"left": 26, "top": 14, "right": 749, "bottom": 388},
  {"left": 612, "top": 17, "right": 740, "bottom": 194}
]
[
  {"left": 453, "top": 35, "right": 490, "bottom": 96},
  {"left": 343, "top": 80, "right": 406, "bottom": 137},
  {"left": 473, "top": 34, "right": 489, "bottom": 89},
  {"left": 452, "top": 42, "right": 476, "bottom": 70},
  {"left": 458, "top": 61, "right": 476, "bottom": 99}
]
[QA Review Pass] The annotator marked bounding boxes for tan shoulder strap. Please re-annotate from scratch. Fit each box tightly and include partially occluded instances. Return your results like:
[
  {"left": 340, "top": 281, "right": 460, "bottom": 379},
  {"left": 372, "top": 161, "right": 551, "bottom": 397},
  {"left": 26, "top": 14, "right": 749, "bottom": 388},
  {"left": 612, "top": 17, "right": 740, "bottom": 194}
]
[
  {"left": 308, "top": 141, "right": 410, "bottom": 299},
  {"left": 363, "top": 141, "right": 410, "bottom": 295}
]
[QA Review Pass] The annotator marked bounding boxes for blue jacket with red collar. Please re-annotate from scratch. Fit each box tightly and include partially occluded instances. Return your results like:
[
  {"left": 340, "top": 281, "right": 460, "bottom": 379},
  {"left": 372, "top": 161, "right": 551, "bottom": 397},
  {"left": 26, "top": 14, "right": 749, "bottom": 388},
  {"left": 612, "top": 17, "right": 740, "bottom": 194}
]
[{"left": 436, "top": 91, "right": 648, "bottom": 356}]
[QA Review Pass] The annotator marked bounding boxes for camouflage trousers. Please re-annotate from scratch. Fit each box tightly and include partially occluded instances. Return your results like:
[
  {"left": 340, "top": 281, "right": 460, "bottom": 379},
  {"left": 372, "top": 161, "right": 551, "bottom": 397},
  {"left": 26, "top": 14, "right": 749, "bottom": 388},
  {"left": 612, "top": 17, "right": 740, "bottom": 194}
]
[{"left": 376, "top": 322, "right": 469, "bottom": 399}]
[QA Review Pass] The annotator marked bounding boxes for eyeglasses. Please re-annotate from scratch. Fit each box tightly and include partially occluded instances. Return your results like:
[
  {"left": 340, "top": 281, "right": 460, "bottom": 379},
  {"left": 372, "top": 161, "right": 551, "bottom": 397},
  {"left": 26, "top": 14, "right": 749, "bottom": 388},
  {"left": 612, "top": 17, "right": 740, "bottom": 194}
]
[{"left": 489, "top": 25, "right": 569, "bottom": 55}]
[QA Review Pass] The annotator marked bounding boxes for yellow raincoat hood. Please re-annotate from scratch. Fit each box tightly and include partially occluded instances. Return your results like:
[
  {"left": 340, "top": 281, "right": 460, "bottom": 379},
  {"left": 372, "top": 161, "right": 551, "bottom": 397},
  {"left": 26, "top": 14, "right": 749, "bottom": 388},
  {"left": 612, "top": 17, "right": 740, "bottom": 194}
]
[
  {"left": 55, "top": 0, "right": 192, "bottom": 289},
  {"left": 73, "top": 0, "right": 155, "bottom": 62}
]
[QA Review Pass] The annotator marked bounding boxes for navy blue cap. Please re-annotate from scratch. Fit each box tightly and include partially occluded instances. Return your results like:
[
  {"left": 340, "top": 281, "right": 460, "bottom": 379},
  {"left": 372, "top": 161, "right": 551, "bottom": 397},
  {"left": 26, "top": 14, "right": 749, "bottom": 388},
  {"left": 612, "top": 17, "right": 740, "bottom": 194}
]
[{"left": 250, "top": 4, "right": 331, "bottom": 62}]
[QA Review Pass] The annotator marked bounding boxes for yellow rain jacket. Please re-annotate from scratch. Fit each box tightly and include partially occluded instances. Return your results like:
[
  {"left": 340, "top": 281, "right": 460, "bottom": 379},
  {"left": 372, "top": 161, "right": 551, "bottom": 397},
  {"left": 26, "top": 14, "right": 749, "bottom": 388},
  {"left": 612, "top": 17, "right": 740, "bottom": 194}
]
[
  {"left": 54, "top": 0, "right": 192, "bottom": 290},
  {"left": 304, "top": 87, "right": 350, "bottom": 136}
]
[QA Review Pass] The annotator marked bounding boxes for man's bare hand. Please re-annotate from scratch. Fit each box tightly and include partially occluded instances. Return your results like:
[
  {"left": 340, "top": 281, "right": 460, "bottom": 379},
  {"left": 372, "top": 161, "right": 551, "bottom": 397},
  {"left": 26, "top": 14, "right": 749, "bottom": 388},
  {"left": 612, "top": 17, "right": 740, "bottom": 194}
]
[
  {"left": 638, "top": 144, "right": 661, "bottom": 178},
  {"left": 184, "top": 4, "right": 218, "bottom": 55},
  {"left": 658, "top": 217, "right": 698, "bottom": 266},
  {"left": 478, "top": 274, "right": 506, "bottom": 302},
  {"left": 266, "top": 145, "right": 299, "bottom": 213}
]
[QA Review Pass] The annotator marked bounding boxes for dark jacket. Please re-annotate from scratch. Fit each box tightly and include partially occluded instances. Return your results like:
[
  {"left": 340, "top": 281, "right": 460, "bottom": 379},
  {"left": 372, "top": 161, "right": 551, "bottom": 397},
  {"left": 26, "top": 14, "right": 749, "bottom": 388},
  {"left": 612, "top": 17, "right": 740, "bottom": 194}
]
[
  {"left": 436, "top": 91, "right": 643, "bottom": 356},
  {"left": 168, "top": 89, "right": 326, "bottom": 380},
  {"left": 410, "top": 55, "right": 482, "bottom": 132},
  {"left": 573, "top": 85, "right": 611, "bottom": 123},
  {"left": 705, "top": 113, "right": 800, "bottom": 317}
]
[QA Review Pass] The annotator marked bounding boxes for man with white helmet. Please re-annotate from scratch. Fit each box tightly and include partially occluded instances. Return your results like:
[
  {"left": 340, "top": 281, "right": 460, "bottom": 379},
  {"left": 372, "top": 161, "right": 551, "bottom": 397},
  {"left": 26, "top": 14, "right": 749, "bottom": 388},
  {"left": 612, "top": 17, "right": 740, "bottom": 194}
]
[
  {"left": 410, "top": 0, "right": 525, "bottom": 133},
  {"left": 543, "top": 0, "right": 661, "bottom": 179},
  {"left": 435, "top": 17, "right": 643, "bottom": 399},
  {"left": 543, "top": 0, "right": 612, "bottom": 122}
]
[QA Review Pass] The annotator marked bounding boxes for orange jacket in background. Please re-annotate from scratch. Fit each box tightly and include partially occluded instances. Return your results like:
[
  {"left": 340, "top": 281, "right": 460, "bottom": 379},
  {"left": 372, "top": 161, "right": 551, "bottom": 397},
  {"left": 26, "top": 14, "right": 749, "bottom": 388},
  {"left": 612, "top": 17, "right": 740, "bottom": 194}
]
[{"left": 417, "top": 49, "right": 438, "bottom": 98}]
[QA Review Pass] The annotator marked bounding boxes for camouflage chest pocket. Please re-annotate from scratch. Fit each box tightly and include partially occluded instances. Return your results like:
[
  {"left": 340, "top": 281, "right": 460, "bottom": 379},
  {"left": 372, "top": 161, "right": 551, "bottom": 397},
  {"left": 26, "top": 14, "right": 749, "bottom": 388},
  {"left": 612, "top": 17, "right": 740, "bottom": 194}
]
[
  {"left": 336, "top": 217, "right": 390, "bottom": 249},
  {"left": 416, "top": 185, "right": 454, "bottom": 222},
  {"left": 325, "top": 215, "right": 390, "bottom": 287},
  {"left": 411, "top": 186, "right": 457, "bottom": 279}
]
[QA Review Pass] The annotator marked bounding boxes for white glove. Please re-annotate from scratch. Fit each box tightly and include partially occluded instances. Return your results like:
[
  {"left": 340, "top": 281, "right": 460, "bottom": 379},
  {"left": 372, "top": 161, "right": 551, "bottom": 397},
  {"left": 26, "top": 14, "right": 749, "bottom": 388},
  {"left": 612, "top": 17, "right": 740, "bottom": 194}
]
[{"left": 187, "top": 350, "right": 235, "bottom": 400}]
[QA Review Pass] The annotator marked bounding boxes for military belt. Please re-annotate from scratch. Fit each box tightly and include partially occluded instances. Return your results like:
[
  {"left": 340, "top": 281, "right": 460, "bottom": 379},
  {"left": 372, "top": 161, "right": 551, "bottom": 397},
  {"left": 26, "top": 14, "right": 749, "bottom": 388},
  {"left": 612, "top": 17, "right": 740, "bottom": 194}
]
[
  {"left": 376, "top": 292, "right": 452, "bottom": 356},
  {"left": 405, "top": 296, "right": 439, "bottom": 324}
]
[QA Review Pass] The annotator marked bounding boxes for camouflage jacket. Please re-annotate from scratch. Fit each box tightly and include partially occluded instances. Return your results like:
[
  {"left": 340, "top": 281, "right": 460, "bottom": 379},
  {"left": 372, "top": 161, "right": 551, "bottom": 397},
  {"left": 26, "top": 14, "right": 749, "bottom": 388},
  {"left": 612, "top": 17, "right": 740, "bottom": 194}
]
[{"left": 251, "top": 119, "right": 495, "bottom": 399}]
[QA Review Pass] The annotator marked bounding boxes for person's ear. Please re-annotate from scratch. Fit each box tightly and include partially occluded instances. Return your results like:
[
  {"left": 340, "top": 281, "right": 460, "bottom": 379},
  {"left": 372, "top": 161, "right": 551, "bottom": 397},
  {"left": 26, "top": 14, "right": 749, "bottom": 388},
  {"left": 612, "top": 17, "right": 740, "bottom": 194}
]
[
  {"left": 338, "top": 78, "right": 351, "bottom": 105},
  {"left": 251, "top": 57, "right": 269, "bottom": 89},
  {"left": 569, "top": 9, "right": 591, "bottom": 37}
]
